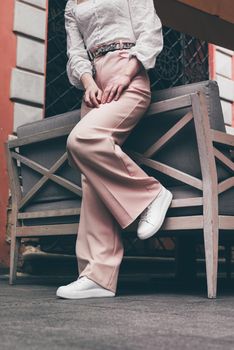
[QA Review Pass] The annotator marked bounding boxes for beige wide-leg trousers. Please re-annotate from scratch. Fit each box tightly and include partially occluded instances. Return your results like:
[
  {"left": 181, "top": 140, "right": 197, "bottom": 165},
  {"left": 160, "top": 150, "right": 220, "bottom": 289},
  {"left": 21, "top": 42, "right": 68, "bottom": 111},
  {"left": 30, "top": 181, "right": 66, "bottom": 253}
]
[{"left": 66, "top": 49, "right": 162, "bottom": 293}]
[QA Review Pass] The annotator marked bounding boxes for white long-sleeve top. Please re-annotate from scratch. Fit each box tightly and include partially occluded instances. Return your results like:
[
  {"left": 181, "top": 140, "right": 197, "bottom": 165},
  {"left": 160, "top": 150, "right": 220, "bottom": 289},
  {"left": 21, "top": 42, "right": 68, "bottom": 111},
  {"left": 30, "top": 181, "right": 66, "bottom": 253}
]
[{"left": 64, "top": 0, "right": 164, "bottom": 90}]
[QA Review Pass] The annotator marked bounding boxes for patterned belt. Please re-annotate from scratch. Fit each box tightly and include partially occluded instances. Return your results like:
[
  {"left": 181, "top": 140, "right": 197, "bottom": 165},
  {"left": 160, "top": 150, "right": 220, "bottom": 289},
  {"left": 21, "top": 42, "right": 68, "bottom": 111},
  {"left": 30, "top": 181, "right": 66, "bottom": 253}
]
[{"left": 87, "top": 40, "right": 135, "bottom": 61}]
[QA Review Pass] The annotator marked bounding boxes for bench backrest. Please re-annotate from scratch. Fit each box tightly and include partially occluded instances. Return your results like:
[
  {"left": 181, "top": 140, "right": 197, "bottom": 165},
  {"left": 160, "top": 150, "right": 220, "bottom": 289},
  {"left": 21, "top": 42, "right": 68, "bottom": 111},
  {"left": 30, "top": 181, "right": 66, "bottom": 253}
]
[
  {"left": 123, "top": 80, "right": 229, "bottom": 187},
  {"left": 17, "top": 110, "right": 81, "bottom": 208},
  {"left": 16, "top": 80, "right": 229, "bottom": 211}
]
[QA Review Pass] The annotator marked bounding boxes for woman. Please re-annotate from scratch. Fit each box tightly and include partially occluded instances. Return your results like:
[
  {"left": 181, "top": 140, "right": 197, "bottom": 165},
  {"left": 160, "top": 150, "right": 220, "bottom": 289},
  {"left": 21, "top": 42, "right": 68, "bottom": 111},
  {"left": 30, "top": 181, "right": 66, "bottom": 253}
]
[{"left": 56, "top": 0, "right": 173, "bottom": 299}]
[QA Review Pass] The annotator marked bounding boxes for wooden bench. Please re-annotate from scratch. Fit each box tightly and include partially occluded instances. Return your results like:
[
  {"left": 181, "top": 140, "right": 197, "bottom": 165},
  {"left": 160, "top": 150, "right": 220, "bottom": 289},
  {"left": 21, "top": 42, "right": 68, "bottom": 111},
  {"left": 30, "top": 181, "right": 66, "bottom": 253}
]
[{"left": 5, "top": 80, "right": 234, "bottom": 298}]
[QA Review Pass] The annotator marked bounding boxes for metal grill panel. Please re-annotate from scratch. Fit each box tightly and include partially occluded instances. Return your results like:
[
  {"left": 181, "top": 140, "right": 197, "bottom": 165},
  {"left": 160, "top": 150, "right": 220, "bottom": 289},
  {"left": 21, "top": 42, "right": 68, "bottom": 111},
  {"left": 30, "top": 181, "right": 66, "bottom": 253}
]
[
  {"left": 45, "top": 2, "right": 209, "bottom": 118},
  {"left": 150, "top": 27, "right": 209, "bottom": 90}
]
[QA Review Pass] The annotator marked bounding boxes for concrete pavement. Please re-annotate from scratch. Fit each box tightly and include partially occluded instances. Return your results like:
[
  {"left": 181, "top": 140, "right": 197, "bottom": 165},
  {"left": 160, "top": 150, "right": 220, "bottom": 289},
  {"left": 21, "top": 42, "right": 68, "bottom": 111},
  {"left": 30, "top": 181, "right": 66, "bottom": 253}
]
[{"left": 1, "top": 273, "right": 234, "bottom": 350}]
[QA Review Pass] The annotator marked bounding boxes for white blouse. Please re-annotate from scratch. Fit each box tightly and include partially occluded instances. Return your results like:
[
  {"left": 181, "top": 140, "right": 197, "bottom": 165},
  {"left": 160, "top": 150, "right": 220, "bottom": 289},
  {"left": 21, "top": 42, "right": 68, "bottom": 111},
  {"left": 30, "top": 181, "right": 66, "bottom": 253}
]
[{"left": 64, "top": 0, "right": 164, "bottom": 90}]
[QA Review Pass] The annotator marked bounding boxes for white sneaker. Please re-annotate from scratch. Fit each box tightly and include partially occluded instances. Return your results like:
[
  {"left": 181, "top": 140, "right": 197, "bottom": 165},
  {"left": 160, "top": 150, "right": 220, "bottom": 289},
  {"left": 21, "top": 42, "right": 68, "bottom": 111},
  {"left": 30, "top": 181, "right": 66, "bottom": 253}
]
[
  {"left": 137, "top": 185, "right": 173, "bottom": 240},
  {"left": 56, "top": 276, "right": 115, "bottom": 299}
]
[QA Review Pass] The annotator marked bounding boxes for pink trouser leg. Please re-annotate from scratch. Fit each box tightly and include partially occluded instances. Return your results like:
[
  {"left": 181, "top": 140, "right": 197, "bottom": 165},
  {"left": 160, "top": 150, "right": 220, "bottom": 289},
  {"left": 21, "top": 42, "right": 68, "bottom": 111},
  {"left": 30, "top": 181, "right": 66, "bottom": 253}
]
[
  {"left": 76, "top": 174, "right": 124, "bottom": 293},
  {"left": 67, "top": 50, "right": 162, "bottom": 292}
]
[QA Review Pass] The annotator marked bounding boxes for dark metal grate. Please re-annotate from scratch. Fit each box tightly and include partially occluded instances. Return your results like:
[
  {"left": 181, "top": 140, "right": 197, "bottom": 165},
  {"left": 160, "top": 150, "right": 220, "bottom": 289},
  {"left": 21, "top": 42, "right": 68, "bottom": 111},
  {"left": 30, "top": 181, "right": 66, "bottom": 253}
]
[
  {"left": 45, "top": 1, "right": 209, "bottom": 117},
  {"left": 150, "top": 26, "right": 209, "bottom": 90},
  {"left": 45, "top": 0, "right": 83, "bottom": 118}
]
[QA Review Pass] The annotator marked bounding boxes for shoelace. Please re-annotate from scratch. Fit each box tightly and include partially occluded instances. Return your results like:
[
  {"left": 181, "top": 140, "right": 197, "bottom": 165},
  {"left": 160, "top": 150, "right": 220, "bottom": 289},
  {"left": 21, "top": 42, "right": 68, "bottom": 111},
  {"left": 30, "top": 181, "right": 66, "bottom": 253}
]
[
  {"left": 139, "top": 189, "right": 164, "bottom": 223},
  {"left": 139, "top": 204, "right": 155, "bottom": 223}
]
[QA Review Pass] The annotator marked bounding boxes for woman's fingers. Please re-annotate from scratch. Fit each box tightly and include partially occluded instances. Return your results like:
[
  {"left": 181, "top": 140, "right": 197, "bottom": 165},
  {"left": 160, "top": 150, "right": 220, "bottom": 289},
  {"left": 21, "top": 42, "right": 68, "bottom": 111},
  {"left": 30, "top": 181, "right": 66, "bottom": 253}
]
[
  {"left": 114, "top": 85, "right": 124, "bottom": 101},
  {"left": 101, "top": 85, "right": 113, "bottom": 104},
  {"left": 102, "top": 85, "right": 120, "bottom": 103},
  {"left": 106, "top": 85, "right": 118, "bottom": 103},
  {"left": 83, "top": 84, "right": 104, "bottom": 108},
  {"left": 84, "top": 92, "right": 93, "bottom": 108},
  {"left": 90, "top": 91, "right": 100, "bottom": 108},
  {"left": 101, "top": 90, "right": 109, "bottom": 104},
  {"left": 84, "top": 74, "right": 130, "bottom": 107},
  {"left": 84, "top": 96, "right": 92, "bottom": 107},
  {"left": 96, "top": 89, "right": 103, "bottom": 103}
]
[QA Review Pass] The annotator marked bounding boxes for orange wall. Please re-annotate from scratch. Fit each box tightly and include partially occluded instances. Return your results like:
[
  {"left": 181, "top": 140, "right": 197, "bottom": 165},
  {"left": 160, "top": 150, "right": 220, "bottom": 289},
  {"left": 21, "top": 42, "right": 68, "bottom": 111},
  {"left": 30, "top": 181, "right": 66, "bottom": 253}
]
[{"left": 0, "top": 0, "right": 17, "bottom": 267}]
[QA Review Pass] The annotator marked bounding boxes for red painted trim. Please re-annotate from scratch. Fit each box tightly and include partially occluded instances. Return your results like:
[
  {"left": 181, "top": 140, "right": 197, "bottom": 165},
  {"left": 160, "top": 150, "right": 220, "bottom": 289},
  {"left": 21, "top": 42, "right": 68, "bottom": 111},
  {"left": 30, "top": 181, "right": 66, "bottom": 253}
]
[
  {"left": 43, "top": 0, "right": 49, "bottom": 119},
  {"left": 232, "top": 53, "right": 234, "bottom": 127},
  {"left": 0, "top": 0, "right": 17, "bottom": 267},
  {"left": 232, "top": 53, "right": 234, "bottom": 81},
  {"left": 208, "top": 44, "right": 216, "bottom": 80},
  {"left": 232, "top": 103, "right": 234, "bottom": 128}
]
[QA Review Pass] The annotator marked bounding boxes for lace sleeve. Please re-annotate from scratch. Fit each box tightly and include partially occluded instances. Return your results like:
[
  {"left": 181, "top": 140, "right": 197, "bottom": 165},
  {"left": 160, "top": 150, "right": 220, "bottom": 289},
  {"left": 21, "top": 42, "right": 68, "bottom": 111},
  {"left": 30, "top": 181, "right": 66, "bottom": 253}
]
[
  {"left": 127, "top": 0, "right": 164, "bottom": 70},
  {"left": 64, "top": 0, "right": 93, "bottom": 90}
]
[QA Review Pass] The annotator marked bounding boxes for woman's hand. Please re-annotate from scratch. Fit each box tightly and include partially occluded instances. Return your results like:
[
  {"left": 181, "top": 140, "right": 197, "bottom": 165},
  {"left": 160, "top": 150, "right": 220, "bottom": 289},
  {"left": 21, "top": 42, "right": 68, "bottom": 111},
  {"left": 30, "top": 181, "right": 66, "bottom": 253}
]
[
  {"left": 80, "top": 55, "right": 143, "bottom": 106},
  {"left": 101, "top": 55, "right": 143, "bottom": 104},
  {"left": 81, "top": 72, "right": 103, "bottom": 108},
  {"left": 101, "top": 74, "right": 131, "bottom": 104},
  {"left": 83, "top": 81, "right": 103, "bottom": 108}
]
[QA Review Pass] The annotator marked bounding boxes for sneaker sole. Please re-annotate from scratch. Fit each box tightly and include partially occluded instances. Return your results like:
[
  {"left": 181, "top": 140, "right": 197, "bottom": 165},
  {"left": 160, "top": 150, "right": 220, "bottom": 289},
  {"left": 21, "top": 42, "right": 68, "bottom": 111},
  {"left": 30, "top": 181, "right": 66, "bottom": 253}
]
[
  {"left": 56, "top": 288, "right": 115, "bottom": 300},
  {"left": 137, "top": 189, "right": 173, "bottom": 240}
]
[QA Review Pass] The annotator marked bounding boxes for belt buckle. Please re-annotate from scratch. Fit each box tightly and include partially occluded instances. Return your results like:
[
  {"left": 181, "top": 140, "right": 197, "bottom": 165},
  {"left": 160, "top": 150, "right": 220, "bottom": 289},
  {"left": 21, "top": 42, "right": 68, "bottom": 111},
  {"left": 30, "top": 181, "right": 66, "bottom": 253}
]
[{"left": 89, "top": 40, "right": 133, "bottom": 61}]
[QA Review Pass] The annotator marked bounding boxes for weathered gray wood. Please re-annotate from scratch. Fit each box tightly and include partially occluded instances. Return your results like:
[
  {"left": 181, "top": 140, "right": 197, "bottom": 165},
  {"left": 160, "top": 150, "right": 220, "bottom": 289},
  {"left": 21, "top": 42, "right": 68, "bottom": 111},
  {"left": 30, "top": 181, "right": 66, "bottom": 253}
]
[
  {"left": 211, "top": 129, "right": 234, "bottom": 148},
  {"left": 191, "top": 92, "right": 219, "bottom": 299},
  {"left": 18, "top": 153, "right": 68, "bottom": 209},
  {"left": 8, "top": 124, "right": 76, "bottom": 148},
  {"left": 144, "top": 112, "right": 193, "bottom": 157},
  {"left": 16, "top": 223, "right": 79, "bottom": 237},
  {"left": 218, "top": 177, "right": 234, "bottom": 194},
  {"left": 213, "top": 147, "right": 234, "bottom": 173},
  {"left": 219, "top": 216, "right": 234, "bottom": 230},
  {"left": 11, "top": 152, "right": 82, "bottom": 209},
  {"left": 160, "top": 215, "right": 204, "bottom": 230},
  {"left": 14, "top": 215, "right": 205, "bottom": 237},
  {"left": 170, "top": 197, "right": 203, "bottom": 208},
  {"left": 9, "top": 236, "right": 21, "bottom": 285},
  {"left": 5, "top": 144, "right": 22, "bottom": 205},
  {"left": 125, "top": 216, "right": 204, "bottom": 231},
  {"left": 126, "top": 149, "right": 203, "bottom": 190},
  {"left": 6, "top": 88, "right": 233, "bottom": 297},
  {"left": 18, "top": 208, "right": 81, "bottom": 219},
  {"left": 4, "top": 143, "right": 22, "bottom": 284},
  {"left": 146, "top": 94, "right": 192, "bottom": 117},
  {"left": 7, "top": 95, "right": 194, "bottom": 149}
]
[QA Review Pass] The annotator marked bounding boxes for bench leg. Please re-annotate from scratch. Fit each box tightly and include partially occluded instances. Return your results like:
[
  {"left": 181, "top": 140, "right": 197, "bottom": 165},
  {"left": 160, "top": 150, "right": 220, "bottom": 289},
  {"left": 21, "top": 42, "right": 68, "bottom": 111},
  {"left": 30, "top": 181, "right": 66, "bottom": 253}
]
[
  {"left": 9, "top": 235, "right": 21, "bottom": 285},
  {"left": 203, "top": 224, "right": 219, "bottom": 299},
  {"left": 191, "top": 92, "right": 219, "bottom": 298}
]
